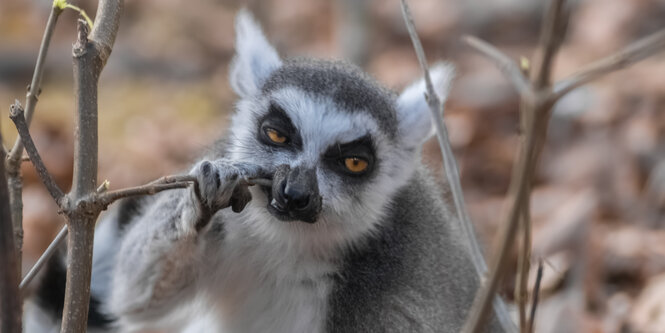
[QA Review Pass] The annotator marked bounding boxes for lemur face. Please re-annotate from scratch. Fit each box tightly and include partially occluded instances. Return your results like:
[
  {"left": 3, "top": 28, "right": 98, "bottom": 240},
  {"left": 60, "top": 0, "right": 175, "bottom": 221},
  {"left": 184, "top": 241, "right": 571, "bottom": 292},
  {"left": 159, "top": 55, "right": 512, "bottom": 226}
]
[{"left": 225, "top": 11, "right": 453, "bottom": 246}]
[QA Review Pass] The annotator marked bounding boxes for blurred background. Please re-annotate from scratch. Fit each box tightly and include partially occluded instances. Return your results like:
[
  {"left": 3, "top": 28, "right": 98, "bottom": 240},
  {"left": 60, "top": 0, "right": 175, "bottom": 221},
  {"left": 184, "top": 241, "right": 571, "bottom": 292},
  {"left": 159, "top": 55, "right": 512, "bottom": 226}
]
[{"left": 1, "top": 0, "right": 664, "bottom": 331}]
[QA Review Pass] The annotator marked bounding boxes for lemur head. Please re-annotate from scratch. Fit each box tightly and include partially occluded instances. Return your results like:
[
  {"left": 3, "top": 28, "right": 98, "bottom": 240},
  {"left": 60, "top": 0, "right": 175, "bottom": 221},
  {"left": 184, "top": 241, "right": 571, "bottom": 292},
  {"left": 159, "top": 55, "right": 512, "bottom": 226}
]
[{"left": 226, "top": 11, "right": 453, "bottom": 249}]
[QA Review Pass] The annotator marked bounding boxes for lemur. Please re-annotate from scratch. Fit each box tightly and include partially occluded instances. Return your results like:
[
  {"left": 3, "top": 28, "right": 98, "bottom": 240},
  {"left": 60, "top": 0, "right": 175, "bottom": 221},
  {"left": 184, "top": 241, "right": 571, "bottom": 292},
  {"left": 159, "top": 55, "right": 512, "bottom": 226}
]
[{"left": 26, "top": 10, "right": 503, "bottom": 333}]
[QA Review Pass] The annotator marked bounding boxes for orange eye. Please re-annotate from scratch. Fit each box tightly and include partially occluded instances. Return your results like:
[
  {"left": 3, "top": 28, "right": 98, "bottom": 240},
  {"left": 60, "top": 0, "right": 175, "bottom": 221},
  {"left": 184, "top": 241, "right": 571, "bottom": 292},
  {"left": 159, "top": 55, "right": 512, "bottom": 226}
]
[
  {"left": 344, "top": 157, "right": 368, "bottom": 173},
  {"left": 266, "top": 128, "right": 287, "bottom": 144}
]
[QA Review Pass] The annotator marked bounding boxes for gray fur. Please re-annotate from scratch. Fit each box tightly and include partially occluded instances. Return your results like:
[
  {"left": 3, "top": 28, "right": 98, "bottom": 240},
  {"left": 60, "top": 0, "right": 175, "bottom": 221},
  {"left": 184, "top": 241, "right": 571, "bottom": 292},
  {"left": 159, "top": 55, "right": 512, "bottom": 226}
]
[{"left": 327, "top": 167, "right": 497, "bottom": 332}]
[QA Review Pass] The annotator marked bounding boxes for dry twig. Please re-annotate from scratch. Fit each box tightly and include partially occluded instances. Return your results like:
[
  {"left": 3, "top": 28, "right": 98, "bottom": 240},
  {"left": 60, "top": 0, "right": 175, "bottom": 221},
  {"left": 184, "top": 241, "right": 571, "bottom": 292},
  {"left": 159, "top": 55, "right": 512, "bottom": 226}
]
[
  {"left": 20, "top": 225, "right": 68, "bottom": 291},
  {"left": 1, "top": 131, "right": 21, "bottom": 333},
  {"left": 462, "top": 36, "right": 529, "bottom": 95},
  {"left": 9, "top": 102, "right": 65, "bottom": 204},
  {"left": 399, "top": 1, "right": 517, "bottom": 332},
  {"left": 5, "top": 3, "right": 64, "bottom": 281},
  {"left": 528, "top": 260, "right": 545, "bottom": 333},
  {"left": 553, "top": 28, "right": 665, "bottom": 100}
]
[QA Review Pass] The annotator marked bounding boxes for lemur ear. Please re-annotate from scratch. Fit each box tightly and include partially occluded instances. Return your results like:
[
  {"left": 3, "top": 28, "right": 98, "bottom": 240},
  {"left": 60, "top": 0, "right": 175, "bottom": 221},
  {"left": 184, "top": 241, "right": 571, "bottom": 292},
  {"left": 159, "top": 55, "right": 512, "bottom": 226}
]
[
  {"left": 396, "top": 62, "right": 455, "bottom": 149},
  {"left": 229, "top": 10, "right": 282, "bottom": 98}
]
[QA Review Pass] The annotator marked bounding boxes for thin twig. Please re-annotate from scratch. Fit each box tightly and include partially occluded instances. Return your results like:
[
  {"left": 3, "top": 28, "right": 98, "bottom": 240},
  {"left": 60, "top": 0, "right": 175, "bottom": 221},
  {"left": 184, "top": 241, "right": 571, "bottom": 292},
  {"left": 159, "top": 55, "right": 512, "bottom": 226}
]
[
  {"left": 97, "top": 175, "right": 271, "bottom": 208},
  {"left": 98, "top": 175, "right": 196, "bottom": 206},
  {"left": 553, "top": 28, "right": 665, "bottom": 100},
  {"left": 462, "top": 36, "right": 530, "bottom": 95},
  {"left": 528, "top": 260, "right": 544, "bottom": 333},
  {"left": 8, "top": 5, "right": 63, "bottom": 163},
  {"left": 9, "top": 101, "right": 65, "bottom": 203},
  {"left": 5, "top": 6, "right": 63, "bottom": 297},
  {"left": 20, "top": 225, "right": 68, "bottom": 291},
  {"left": 462, "top": 1, "right": 568, "bottom": 331},
  {"left": 0, "top": 129, "right": 21, "bottom": 333},
  {"left": 530, "top": 0, "right": 569, "bottom": 89},
  {"left": 399, "top": 1, "right": 517, "bottom": 332},
  {"left": 515, "top": 198, "right": 532, "bottom": 332}
]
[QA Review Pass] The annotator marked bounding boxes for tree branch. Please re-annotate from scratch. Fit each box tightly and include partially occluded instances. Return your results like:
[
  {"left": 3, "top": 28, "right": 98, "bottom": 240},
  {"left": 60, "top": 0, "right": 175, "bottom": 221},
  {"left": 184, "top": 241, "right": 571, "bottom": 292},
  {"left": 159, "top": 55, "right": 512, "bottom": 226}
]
[
  {"left": 89, "top": 0, "right": 123, "bottom": 67},
  {"left": 528, "top": 260, "right": 545, "bottom": 333},
  {"left": 0, "top": 129, "right": 21, "bottom": 333},
  {"left": 9, "top": 101, "right": 65, "bottom": 204},
  {"left": 530, "top": 0, "right": 569, "bottom": 89},
  {"left": 462, "top": 7, "right": 665, "bottom": 329},
  {"left": 553, "top": 28, "right": 665, "bottom": 100},
  {"left": 399, "top": 1, "right": 517, "bottom": 332},
  {"left": 462, "top": 35, "right": 530, "bottom": 95},
  {"left": 20, "top": 225, "right": 68, "bottom": 292},
  {"left": 97, "top": 175, "right": 270, "bottom": 208},
  {"left": 5, "top": 4, "right": 63, "bottom": 295},
  {"left": 98, "top": 175, "right": 196, "bottom": 206},
  {"left": 462, "top": 1, "right": 569, "bottom": 332},
  {"left": 60, "top": 0, "right": 123, "bottom": 330},
  {"left": 8, "top": 5, "right": 63, "bottom": 163}
]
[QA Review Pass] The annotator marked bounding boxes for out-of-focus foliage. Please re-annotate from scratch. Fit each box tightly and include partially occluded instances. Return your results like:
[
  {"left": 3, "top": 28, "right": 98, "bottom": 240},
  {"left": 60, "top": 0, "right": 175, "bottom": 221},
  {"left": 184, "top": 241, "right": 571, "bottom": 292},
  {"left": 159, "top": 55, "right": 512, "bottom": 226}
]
[{"left": 1, "top": 0, "right": 663, "bottom": 331}]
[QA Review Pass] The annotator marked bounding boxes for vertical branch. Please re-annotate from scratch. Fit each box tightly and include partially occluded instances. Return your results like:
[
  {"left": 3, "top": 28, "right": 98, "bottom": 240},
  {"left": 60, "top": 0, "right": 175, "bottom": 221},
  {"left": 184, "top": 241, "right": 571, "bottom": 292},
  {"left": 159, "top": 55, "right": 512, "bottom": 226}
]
[
  {"left": 462, "top": 0, "right": 568, "bottom": 331},
  {"left": 530, "top": 0, "right": 569, "bottom": 88},
  {"left": 1, "top": 130, "right": 21, "bottom": 333},
  {"left": 6, "top": 4, "right": 64, "bottom": 279},
  {"left": 399, "top": 0, "right": 517, "bottom": 332},
  {"left": 60, "top": 0, "right": 123, "bottom": 330},
  {"left": 515, "top": 192, "right": 532, "bottom": 331},
  {"left": 61, "top": 20, "right": 99, "bottom": 332}
]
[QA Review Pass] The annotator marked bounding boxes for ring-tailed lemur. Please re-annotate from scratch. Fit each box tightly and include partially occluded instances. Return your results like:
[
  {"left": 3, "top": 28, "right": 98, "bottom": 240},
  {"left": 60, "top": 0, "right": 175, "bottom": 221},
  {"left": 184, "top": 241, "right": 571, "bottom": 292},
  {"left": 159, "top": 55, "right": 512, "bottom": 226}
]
[{"left": 27, "top": 10, "right": 503, "bottom": 333}]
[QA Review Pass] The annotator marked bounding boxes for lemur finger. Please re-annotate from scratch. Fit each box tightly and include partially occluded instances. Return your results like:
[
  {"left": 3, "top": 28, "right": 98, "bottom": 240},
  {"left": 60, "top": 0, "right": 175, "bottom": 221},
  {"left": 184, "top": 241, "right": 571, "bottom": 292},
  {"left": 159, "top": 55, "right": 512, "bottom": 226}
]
[
  {"left": 232, "top": 161, "right": 270, "bottom": 180},
  {"left": 230, "top": 185, "right": 252, "bottom": 213},
  {"left": 193, "top": 161, "right": 221, "bottom": 208}
]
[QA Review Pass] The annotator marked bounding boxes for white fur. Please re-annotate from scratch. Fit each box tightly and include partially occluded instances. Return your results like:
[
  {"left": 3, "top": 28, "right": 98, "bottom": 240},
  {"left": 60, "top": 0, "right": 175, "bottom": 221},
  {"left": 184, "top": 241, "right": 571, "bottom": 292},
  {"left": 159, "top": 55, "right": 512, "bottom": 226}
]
[
  {"left": 229, "top": 10, "right": 282, "bottom": 98},
  {"left": 396, "top": 62, "right": 455, "bottom": 148}
]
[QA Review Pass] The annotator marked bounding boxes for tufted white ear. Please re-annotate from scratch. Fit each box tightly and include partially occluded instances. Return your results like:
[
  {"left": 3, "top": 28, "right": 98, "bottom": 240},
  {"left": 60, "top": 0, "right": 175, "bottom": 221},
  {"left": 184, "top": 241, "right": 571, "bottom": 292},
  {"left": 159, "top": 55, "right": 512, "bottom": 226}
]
[
  {"left": 396, "top": 62, "right": 455, "bottom": 149},
  {"left": 229, "top": 10, "right": 282, "bottom": 98}
]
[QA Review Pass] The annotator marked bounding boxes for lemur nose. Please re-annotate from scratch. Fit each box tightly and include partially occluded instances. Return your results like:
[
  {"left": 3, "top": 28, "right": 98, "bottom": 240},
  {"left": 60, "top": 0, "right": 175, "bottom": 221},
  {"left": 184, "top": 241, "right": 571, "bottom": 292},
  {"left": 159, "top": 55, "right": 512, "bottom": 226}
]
[
  {"left": 271, "top": 164, "right": 322, "bottom": 223},
  {"left": 283, "top": 185, "right": 310, "bottom": 211}
]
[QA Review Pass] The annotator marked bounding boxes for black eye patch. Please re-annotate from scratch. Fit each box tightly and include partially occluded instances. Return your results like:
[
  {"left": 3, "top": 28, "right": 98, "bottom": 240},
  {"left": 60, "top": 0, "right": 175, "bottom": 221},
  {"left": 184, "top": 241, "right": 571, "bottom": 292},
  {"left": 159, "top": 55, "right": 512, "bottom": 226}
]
[
  {"left": 323, "top": 135, "right": 376, "bottom": 177},
  {"left": 257, "top": 102, "right": 302, "bottom": 149}
]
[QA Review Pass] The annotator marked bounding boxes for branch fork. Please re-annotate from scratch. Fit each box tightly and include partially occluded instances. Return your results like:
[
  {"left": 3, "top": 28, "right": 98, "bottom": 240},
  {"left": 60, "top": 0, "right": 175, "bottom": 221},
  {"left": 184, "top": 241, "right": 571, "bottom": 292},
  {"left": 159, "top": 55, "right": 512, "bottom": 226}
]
[{"left": 460, "top": 0, "right": 665, "bottom": 332}]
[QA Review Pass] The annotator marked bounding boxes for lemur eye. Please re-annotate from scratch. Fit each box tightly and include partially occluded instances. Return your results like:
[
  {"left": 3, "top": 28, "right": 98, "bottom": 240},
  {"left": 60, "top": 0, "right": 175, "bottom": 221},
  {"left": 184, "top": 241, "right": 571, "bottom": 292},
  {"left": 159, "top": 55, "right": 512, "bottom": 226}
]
[
  {"left": 343, "top": 157, "right": 368, "bottom": 173},
  {"left": 265, "top": 128, "right": 287, "bottom": 144}
]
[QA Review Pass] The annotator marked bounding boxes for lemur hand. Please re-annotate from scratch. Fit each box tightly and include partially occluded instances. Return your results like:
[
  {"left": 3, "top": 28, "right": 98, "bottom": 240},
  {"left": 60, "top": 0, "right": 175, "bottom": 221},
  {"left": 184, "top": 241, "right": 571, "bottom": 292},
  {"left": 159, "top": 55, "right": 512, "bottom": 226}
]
[{"left": 188, "top": 159, "right": 266, "bottom": 230}]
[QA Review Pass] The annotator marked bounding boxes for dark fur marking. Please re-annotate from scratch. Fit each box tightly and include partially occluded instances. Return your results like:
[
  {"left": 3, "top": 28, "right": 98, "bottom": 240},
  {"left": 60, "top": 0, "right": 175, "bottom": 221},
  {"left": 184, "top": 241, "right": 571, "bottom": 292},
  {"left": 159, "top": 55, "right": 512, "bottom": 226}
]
[
  {"left": 35, "top": 256, "right": 114, "bottom": 328},
  {"left": 262, "top": 58, "right": 398, "bottom": 138},
  {"left": 116, "top": 196, "right": 144, "bottom": 233}
]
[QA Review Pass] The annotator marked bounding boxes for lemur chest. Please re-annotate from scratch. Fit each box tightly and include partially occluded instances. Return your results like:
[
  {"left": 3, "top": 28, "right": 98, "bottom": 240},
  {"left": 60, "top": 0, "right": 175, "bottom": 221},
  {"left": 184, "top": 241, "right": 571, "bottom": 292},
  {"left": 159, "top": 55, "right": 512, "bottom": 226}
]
[{"left": 199, "top": 224, "right": 337, "bottom": 333}]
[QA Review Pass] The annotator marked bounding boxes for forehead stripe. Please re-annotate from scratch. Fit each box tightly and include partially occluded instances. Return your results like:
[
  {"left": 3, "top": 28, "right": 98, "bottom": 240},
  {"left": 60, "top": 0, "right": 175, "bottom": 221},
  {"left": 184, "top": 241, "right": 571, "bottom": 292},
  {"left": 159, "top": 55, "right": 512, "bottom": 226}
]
[{"left": 262, "top": 58, "right": 398, "bottom": 137}]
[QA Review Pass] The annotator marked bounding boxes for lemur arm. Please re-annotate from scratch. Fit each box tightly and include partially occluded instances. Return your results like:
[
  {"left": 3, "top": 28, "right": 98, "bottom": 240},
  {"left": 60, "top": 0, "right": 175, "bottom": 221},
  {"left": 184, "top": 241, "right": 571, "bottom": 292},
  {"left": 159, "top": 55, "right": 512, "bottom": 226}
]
[
  {"left": 109, "top": 188, "right": 205, "bottom": 321},
  {"left": 109, "top": 159, "right": 259, "bottom": 323}
]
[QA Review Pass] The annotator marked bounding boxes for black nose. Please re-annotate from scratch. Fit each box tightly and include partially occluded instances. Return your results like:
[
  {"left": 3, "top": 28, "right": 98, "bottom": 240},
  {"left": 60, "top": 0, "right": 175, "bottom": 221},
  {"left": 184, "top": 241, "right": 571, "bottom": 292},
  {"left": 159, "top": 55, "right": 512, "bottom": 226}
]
[
  {"left": 269, "top": 164, "right": 322, "bottom": 223},
  {"left": 283, "top": 185, "right": 310, "bottom": 211}
]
